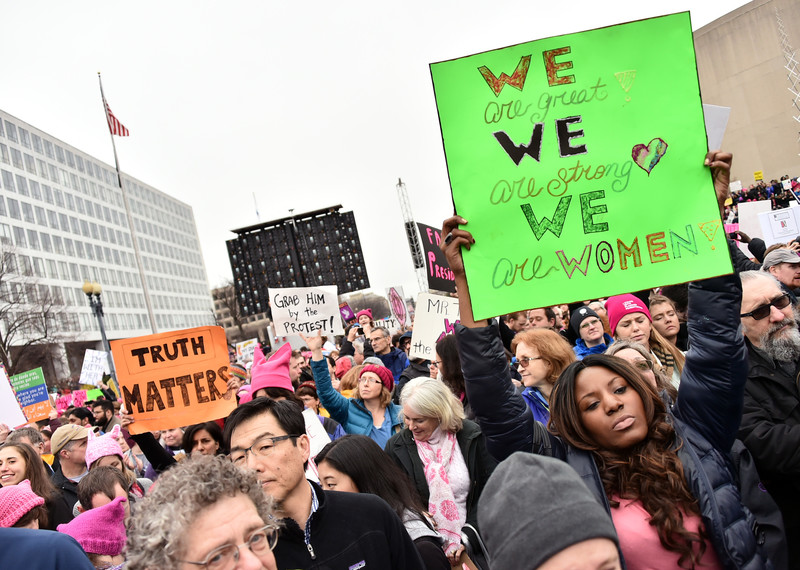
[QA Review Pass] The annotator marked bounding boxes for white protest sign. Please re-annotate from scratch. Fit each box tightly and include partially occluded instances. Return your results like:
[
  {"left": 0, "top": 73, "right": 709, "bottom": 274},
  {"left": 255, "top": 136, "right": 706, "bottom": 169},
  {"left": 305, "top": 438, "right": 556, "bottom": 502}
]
[
  {"left": 758, "top": 208, "right": 800, "bottom": 247},
  {"left": 235, "top": 338, "right": 259, "bottom": 363},
  {"left": 303, "top": 408, "right": 331, "bottom": 483},
  {"left": 729, "top": 180, "right": 743, "bottom": 193},
  {"left": 79, "top": 349, "right": 110, "bottom": 386},
  {"left": 783, "top": 180, "right": 792, "bottom": 191},
  {"left": 386, "top": 286, "right": 408, "bottom": 327},
  {"left": 0, "top": 365, "right": 27, "bottom": 428},
  {"left": 409, "top": 293, "right": 460, "bottom": 360},
  {"left": 375, "top": 317, "right": 401, "bottom": 334},
  {"left": 268, "top": 286, "right": 344, "bottom": 336},
  {"left": 702, "top": 104, "right": 731, "bottom": 152}
]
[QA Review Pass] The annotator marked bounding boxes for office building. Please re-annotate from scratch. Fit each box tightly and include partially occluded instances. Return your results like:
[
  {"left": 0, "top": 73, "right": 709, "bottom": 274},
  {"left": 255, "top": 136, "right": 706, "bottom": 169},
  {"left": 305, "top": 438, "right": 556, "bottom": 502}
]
[
  {"left": 227, "top": 205, "right": 369, "bottom": 317},
  {"left": 694, "top": 0, "right": 800, "bottom": 182},
  {"left": 0, "top": 109, "right": 214, "bottom": 380}
]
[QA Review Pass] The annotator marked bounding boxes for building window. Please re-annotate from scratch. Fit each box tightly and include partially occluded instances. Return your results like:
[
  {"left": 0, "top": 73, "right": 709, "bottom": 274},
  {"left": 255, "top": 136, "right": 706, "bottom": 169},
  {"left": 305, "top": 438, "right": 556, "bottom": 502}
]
[
  {"left": 1, "top": 170, "right": 15, "bottom": 191},
  {"left": 31, "top": 134, "right": 43, "bottom": 154},
  {"left": 4, "top": 122, "right": 17, "bottom": 143},
  {"left": 29, "top": 180, "right": 41, "bottom": 200},
  {"left": 13, "top": 226, "right": 26, "bottom": 247},
  {"left": 7, "top": 199, "right": 20, "bottom": 220},
  {"left": 0, "top": 144, "right": 8, "bottom": 165},
  {"left": 21, "top": 202, "right": 34, "bottom": 223},
  {"left": 15, "top": 175, "right": 29, "bottom": 197}
]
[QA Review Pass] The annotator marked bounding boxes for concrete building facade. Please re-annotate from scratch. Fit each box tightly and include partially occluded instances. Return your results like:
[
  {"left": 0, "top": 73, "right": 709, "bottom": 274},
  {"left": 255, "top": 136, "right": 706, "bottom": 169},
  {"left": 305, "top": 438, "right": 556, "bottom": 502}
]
[
  {"left": 0, "top": 109, "right": 214, "bottom": 381},
  {"left": 694, "top": 0, "right": 800, "bottom": 183}
]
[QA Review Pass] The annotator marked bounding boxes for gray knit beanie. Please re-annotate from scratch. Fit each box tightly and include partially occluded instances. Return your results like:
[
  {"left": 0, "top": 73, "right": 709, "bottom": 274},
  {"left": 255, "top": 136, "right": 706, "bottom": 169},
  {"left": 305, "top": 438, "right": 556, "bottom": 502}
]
[{"left": 478, "top": 452, "right": 619, "bottom": 569}]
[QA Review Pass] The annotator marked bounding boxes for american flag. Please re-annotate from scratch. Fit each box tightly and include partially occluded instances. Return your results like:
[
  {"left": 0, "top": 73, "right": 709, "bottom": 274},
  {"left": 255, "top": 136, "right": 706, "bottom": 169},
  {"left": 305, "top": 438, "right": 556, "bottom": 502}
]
[{"left": 102, "top": 96, "right": 129, "bottom": 137}]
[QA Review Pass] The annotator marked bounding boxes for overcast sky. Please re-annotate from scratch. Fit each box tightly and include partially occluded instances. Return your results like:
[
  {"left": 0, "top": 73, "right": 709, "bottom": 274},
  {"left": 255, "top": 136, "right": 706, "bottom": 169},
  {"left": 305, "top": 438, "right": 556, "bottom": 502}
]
[{"left": 0, "top": 0, "right": 750, "bottom": 300}]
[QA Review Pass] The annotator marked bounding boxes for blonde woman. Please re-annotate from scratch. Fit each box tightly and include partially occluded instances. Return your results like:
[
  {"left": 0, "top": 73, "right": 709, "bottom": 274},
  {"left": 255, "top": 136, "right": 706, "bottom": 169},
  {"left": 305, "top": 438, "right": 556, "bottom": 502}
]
[{"left": 385, "top": 377, "right": 496, "bottom": 565}]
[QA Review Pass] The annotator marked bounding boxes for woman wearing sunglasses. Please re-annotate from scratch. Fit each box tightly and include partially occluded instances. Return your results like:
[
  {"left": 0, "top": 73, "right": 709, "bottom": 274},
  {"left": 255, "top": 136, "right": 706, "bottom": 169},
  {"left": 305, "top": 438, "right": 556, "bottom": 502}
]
[
  {"left": 126, "top": 455, "right": 279, "bottom": 570},
  {"left": 511, "top": 328, "right": 575, "bottom": 424}
]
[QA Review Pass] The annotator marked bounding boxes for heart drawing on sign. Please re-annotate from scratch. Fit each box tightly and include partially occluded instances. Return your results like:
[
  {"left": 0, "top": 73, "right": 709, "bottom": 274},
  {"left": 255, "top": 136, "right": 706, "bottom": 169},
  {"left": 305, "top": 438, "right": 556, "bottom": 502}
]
[{"left": 631, "top": 138, "right": 668, "bottom": 175}]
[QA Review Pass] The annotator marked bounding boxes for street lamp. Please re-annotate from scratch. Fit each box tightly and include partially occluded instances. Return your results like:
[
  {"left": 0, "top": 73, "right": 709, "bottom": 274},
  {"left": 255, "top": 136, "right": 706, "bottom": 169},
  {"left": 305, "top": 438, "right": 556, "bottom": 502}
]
[{"left": 82, "top": 280, "right": 117, "bottom": 382}]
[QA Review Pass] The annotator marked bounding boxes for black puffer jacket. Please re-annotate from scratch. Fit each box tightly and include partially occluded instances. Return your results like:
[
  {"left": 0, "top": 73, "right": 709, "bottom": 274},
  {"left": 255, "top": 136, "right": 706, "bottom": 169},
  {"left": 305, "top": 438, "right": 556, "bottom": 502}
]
[{"left": 456, "top": 274, "right": 772, "bottom": 569}]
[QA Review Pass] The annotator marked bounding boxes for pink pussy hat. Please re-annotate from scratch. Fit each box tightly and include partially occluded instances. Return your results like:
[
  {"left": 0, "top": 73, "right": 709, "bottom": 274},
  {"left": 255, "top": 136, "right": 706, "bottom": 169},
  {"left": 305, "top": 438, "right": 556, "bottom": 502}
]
[
  {"left": 85, "top": 424, "right": 123, "bottom": 469},
  {"left": 0, "top": 479, "right": 44, "bottom": 527},
  {"left": 57, "top": 496, "right": 127, "bottom": 556},
  {"left": 250, "top": 343, "right": 294, "bottom": 394}
]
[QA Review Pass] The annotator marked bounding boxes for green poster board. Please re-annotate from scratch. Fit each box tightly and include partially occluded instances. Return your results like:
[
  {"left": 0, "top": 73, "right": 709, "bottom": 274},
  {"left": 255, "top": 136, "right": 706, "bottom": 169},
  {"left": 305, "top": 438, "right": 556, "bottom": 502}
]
[{"left": 430, "top": 12, "right": 731, "bottom": 320}]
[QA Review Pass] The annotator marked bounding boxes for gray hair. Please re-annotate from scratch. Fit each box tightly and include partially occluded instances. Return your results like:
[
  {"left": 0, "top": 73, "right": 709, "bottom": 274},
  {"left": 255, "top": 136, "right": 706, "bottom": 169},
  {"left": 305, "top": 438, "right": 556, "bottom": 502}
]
[
  {"left": 7, "top": 427, "right": 43, "bottom": 447},
  {"left": 400, "top": 377, "right": 465, "bottom": 433},
  {"left": 126, "top": 455, "right": 277, "bottom": 570},
  {"left": 741, "top": 269, "right": 780, "bottom": 287}
]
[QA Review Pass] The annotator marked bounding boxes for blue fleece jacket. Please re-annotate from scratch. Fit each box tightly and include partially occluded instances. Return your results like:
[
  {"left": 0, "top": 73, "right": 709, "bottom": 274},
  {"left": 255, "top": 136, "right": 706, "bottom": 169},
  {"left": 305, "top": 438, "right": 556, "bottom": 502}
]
[{"left": 573, "top": 334, "right": 613, "bottom": 360}]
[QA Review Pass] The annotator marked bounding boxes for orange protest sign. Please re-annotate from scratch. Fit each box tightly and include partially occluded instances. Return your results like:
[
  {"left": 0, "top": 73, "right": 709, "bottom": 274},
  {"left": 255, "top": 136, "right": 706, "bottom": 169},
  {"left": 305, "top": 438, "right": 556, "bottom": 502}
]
[{"left": 111, "top": 326, "right": 235, "bottom": 434}]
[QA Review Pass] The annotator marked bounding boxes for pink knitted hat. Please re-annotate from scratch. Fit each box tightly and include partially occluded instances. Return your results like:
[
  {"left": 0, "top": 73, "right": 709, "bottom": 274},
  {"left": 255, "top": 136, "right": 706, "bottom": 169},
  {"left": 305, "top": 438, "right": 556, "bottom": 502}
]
[
  {"left": 237, "top": 384, "right": 253, "bottom": 404},
  {"left": 57, "top": 496, "right": 127, "bottom": 555},
  {"left": 605, "top": 294, "right": 652, "bottom": 335},
  {"left": 250, "top": 343, "right": 294, "bottom": 394},
  {"left": 360, "top": 364, "right": 394, "bottom": 392},
  {"left": 0, "top": 479, "right": 44, "bottom": 527},
  {"left": 85, "top": 424, "right": 123, "bottom": 469},
  {"left": 356, "top": 309, "right": 373, "bottom": 321},
  {"left": 335, "top": 356, "right": 354, "bottom": 379}
]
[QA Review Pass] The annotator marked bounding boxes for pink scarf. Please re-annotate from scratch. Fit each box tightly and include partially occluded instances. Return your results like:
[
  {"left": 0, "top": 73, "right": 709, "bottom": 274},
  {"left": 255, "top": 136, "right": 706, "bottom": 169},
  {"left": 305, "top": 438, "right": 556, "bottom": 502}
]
[{"left": 415, "top": 429, "right": 467, "bottom": 556}]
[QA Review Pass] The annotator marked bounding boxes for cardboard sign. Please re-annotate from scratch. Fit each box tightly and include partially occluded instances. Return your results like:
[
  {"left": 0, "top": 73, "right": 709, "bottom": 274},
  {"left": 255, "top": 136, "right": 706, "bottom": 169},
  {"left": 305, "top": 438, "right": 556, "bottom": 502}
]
[
  {"left": 79, "top": 349, "right": 110, "bottom": 387},
  {"left": 758, "top": 208, "right": 800, "bottom": 247},
  {"left": 235, "top": 338, "right": 259, "bottom": 363},
  {"left": 702, "top": 104, "right": 730, "bottom": 152},
  {"left": 10, "top": 367, "right": 52, "bottom": 423},
  {"left": 55, "top": 389, "right": 89, "bottom": 415},
  {"left": 268, "top": 286, "right": 344, "bottom": 336},
  {"left": 0, "top": 368, "right": 26, "bottom": 428},
  {"left": 409, "top": 293, "right": 461, "bottom": 360},
  {"left": 430, "top": 13, "right": 731, "bottom": 320},
  {"left": 417, "top": 222, "right": 457, "bottom": 293},
  {"left": 730, "top": 181, "right": 743, "bottom": 193},
  {"left": 754, "top": 171, "right": 764, "bottom": 181},
  {"left": 339, "top": 302, "right": 356, "bottom": 326},
  {"left": 386, "top": 286, "right": 408, "bottom": 327},
  {"left": 111, "top": 326, "right": 235, "bottom": 434}
]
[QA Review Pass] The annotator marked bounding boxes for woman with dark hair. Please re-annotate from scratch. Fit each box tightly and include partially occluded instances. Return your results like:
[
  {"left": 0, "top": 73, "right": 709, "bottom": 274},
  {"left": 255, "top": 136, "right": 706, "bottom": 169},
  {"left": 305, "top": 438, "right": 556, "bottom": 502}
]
[
  {"left": 433, "top": 334, "right": 473, "bottom": 418},
  {"left": 316, "top": 435, "right": 449, "bottom": 570},
  {"left": 182, "top": 421, "right": 225, "bottom": 456},
  {"left": 436, "top": 151, "right": 777, "bottom": 569},
  {"left": 0, "top": 443, "right": 70, "bottom": 528}
]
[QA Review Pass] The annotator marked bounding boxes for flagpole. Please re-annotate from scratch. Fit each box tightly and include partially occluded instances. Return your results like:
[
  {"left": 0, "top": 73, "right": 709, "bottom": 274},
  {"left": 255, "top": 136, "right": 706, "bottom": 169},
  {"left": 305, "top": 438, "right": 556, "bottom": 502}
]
[{"left": 98, "top": 72, "right": 158, "bottom": 334}]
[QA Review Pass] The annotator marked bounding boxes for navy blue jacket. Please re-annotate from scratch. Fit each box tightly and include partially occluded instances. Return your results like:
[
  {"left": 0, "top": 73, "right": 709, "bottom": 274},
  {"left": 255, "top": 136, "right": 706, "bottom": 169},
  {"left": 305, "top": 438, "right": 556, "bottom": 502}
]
[{"left": 456, "top": 274, "right": 771, "bottom": 569}]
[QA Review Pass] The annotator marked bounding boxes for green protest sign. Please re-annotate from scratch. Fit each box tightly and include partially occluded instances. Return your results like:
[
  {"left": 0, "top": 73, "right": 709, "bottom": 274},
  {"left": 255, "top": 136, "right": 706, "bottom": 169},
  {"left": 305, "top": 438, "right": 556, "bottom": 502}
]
[{"left": 430, "top": 12, "right": 731, "bottom": 320}]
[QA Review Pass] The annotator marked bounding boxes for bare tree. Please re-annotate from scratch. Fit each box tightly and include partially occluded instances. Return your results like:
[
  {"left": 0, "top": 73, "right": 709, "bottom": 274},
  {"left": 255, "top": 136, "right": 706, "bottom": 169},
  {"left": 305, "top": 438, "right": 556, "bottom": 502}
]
[
  {"left": 213, "top": 280, "right": 247, "bottom": 339},
  {"left": 0, "top": 245, "right": 70, "bottom": 377}
]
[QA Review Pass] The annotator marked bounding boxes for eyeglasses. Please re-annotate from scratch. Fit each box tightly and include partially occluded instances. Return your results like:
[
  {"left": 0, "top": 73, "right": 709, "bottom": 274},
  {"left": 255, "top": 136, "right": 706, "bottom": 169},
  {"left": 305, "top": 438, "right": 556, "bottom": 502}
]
[
  {"left": 229, "top": 435, "right": 299, "bottom": 466},
  {"left": 358, "top": 377, "right": 383, "bottom": 385},
  {"left": 740, "top": 293, "right": 792, "bottom": 320},
  {"left": 518, "top": 356, "right": 544, "bottom": 367},
  {"left": 429, "top": 360, "right": 442, "bottom": 367},
  {"left": 631, "top": 359, "right": 654, "bottom": 372},
  {"left": 580, "top": 318, "right": 601, "bottom": 330},
  {"left": 180, "top": 524, "right": 279, "bottom": 570}
]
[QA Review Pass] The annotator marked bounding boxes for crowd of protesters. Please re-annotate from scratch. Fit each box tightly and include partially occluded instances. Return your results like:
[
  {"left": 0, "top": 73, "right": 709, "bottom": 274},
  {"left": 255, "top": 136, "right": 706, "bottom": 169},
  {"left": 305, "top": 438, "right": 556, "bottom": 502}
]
[{"left": 0, "top": 150, "right": 798, "bottom": 569}]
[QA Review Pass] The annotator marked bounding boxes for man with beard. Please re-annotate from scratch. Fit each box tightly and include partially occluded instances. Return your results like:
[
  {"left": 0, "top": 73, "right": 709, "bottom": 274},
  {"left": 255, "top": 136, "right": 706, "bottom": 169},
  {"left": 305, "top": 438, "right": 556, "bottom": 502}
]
[{"left": 738, "top": 270, "right": 800, "bottom": 565}]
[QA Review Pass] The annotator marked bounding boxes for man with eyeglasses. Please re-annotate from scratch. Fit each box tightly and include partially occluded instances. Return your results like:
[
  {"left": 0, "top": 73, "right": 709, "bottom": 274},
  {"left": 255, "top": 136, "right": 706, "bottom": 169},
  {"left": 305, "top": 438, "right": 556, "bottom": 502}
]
[
  {"left": 570, "top": 306, "right": 613, "bottom": 360},
  {"left": 224, "top": 398, "right": 424, "bottom": 569},
  {"left": 738, "top": 269, "right": 800, "bottom": 565},
  {"left": 368, "top": 326, "right": 410, "bottom": 383}
]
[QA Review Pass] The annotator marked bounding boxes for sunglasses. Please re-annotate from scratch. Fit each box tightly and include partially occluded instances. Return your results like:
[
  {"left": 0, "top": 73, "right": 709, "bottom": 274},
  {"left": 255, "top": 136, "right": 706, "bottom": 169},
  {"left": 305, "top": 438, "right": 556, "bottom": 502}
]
[{"left": 740, "top": 293, "right": 791, "bottom": 320}]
